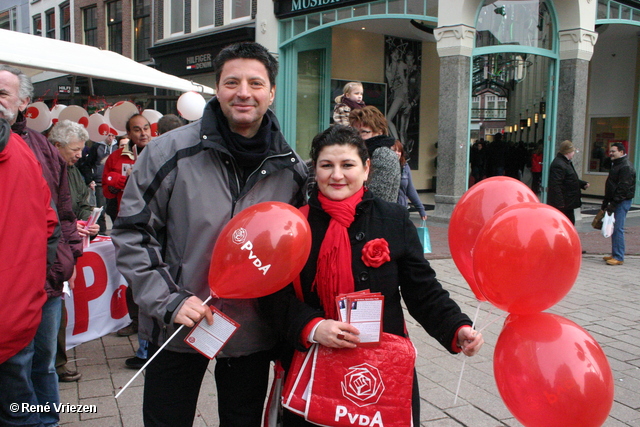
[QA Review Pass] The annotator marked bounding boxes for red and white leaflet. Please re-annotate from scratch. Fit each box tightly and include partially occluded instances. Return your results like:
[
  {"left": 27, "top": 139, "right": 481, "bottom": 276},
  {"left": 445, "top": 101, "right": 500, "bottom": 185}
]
[
  {"left": 184, "top": 307, "right": 239, "bottom": 359},
  {"left": 347, "top": 294, "right": 384, "bottom": 344}
]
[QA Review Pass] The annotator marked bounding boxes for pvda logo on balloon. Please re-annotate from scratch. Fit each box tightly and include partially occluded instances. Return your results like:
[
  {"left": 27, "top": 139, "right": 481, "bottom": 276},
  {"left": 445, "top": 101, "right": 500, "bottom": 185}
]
[{"left": 232, "top": 227, "right": 271, "bottom": 275}]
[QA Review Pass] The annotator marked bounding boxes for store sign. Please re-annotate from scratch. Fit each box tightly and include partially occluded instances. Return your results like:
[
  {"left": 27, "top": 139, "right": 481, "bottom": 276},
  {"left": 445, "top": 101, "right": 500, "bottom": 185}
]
[
  {"left": 186, "top": 53, "right": 213, "bottom": 71},
  {"left": 58, "top": 85, "right": 81, "bottom": 94},
  {"left": 275, "top": 0, "right": 370, "bottom": 18}
]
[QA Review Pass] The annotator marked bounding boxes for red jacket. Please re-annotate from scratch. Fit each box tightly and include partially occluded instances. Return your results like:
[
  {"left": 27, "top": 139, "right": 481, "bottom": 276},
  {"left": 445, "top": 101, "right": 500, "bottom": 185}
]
[
  {"left": 0, "top": 132, "right": 58, "bottom": 363},
  {"left": 103, "top": 145, "right": 136, "bottom": 211}
]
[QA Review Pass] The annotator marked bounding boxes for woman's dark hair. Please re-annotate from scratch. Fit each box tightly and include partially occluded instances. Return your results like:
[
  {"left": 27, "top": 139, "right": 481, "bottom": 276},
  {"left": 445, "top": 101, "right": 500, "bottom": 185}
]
[
  {"left": 391, "top": 140, "right": 406, "bottom": 167},
  {"left": 310, "top": 125, "right": 369, "bottom": 167}
]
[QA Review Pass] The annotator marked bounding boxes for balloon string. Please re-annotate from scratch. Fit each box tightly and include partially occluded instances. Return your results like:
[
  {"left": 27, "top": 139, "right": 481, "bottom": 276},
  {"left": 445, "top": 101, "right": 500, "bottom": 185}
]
[
  {"left": 478, "top": 312, "right": 507, "bottom": 334},
  {"left": 453, "top": 300, "right": 482, "bottom": 404},
  {"left": 115, "top": 295, "right": 213, "bottom": 399}
]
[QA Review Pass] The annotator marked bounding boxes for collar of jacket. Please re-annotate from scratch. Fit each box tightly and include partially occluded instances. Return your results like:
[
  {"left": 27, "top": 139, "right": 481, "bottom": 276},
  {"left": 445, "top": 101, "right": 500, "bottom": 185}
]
[
  {"left": 612, "top": 155, "right": 628, "bottom": 166},
  {"left": 11, "top": 111, "right": 28, "bottom": 136},
  {"left": 198, "top": 97, "right": 300, "bottom": 170},
  {"left": 120, "top": 144, "right": 135, "bottom": 160}
]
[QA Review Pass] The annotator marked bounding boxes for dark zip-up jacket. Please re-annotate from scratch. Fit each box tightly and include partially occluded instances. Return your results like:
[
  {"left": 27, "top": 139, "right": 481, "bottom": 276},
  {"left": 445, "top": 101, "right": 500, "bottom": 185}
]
[
  {"left": 602, "top": 155, "right": 636, "bottom": 211},
  {"left": 112, "top": 98, "right": 307, "bottom": 356}
]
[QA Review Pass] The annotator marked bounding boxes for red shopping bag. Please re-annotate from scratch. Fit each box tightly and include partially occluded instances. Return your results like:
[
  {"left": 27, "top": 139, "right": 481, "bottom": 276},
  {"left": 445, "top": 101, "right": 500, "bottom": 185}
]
[
  {"left": 305, "top": 333, "right": 415, "bottom": 427},
  {"left": 282, "top": 346, "right": 318, "bottom": 416}
]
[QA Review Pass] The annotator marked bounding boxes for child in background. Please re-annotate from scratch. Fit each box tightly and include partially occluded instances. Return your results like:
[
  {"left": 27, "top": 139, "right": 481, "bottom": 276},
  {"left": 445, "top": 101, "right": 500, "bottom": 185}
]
[{"left": 333, "top": 81, "right": 366, "bottom": 126}]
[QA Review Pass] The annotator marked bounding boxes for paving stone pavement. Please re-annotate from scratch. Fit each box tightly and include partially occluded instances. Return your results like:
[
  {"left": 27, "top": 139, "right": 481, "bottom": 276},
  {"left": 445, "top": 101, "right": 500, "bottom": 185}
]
[{"left": 57, "top": 209, "right": 640, "bottom": 427}]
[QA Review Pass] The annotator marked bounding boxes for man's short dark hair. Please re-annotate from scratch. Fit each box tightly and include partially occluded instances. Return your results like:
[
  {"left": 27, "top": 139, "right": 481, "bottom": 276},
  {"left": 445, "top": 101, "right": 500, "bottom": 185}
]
[
  {"left": 157, "top": 114, "right": 184, "bottom": 135},
  {"left": 213, "top": 42, "right": 278, "bottom": 87},
  {"left": 611, "top": 142, "right": 626, "bottom": 154}
]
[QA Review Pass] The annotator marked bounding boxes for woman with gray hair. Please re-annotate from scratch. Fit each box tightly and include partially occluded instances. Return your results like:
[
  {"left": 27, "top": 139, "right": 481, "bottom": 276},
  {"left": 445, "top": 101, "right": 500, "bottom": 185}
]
[{"left": 49, "top": 120, "right": 99, "bottom": 237}]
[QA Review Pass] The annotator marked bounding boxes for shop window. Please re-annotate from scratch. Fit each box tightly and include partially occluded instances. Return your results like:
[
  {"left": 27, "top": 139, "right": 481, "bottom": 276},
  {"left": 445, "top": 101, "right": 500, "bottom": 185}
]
[
  {"left": 108, "top": 1, "right": 123, "bottom": 54},
  {"left": 46, "top": 9, "right": 55, "bottom": 38},
  {"left": 134, "top": 0, "right": 151, "bottom": 61},
  {"left": 588, "top": 117, "right": 630, "bottom": 173},
  {"left": 1, "top": 7, "right": 17, "bottom": 31},
  {"left": 84, "top": 6, "right": 98, "bottom": 47},
  {"left": 60, "top": 3, "right": 70, "bottom": 42}
]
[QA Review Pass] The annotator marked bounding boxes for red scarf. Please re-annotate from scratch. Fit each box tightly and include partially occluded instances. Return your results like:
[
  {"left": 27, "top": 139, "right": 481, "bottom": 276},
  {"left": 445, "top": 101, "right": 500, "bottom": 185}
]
[{"left": 313, "top": 187, "right": 365, "bottom": 320}]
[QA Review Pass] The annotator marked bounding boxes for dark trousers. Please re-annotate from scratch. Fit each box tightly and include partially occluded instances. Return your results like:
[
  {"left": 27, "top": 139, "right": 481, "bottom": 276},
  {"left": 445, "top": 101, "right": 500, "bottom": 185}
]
[
  {"left": 143, "top": 343, "right": 273, "bottom": 427},
  {"left": 559, "top": 207, "right": 576, "bottom": 225}
]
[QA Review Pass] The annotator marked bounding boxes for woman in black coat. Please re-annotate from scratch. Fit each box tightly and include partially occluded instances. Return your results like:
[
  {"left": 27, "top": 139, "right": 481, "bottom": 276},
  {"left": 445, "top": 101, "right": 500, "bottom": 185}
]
[
  {"left": 547, "top": 140, "right": 589, "bottom": 224},
  {"left": 261, "top": 125, "right": 483, "bottom": 426}
]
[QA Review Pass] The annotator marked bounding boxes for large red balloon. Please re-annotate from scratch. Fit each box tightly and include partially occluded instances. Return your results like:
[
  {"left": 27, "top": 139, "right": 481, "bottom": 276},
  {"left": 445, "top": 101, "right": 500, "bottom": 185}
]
[
  {"left": 449, "top": 177, "right": 539, "bottom": 300},
  {"left": 494, "top": 313, "right": 614, "bottom": 427},
  {"left": 208, "top": 202, "right": 311, "bottom": 299},
  {"left": 473, "top": 202, "right": 581, "bottom": 314}
]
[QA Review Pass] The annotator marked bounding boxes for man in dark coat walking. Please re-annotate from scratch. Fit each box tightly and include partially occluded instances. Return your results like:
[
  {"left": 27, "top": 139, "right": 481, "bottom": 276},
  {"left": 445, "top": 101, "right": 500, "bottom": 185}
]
[{"left": 547, "top": 140, "right": 589, "bottom": 224}]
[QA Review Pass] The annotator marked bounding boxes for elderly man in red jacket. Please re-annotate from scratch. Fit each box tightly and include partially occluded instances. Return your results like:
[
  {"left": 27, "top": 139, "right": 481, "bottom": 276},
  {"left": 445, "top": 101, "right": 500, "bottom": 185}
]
[
  {"left": 1, "top": 64, "right": 83, "bottom": 427},
  {"left": 0, "top": 117, "right": 60, "bottom": 426}
]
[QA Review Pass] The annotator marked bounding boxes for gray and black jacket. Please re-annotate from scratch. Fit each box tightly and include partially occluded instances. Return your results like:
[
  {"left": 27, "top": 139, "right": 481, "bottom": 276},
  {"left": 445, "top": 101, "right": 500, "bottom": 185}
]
[{"left": 111, "top": 98, "right": 307, "bottom": 356}]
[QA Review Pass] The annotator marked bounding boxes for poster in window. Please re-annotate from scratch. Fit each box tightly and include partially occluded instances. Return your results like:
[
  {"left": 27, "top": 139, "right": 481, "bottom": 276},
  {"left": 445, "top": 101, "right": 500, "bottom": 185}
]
[{"left": 385, "top": 36, "right": 422, "bottom": 170}]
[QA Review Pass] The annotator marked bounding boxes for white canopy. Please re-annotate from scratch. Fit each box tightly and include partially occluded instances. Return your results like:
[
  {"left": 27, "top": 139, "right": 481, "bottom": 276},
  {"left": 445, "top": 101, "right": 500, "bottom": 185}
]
[{"left": 0, "top": 29, "right": 215, "bottom": 95}]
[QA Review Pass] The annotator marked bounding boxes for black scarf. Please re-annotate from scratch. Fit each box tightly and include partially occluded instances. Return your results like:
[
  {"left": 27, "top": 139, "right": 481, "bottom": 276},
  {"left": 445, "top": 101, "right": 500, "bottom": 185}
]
[
  {"left": 212, "top": 100, "right": 272, "bottom": 171},
  {"left": 364, "top": 134, "right": 395, "bottom": 158}
]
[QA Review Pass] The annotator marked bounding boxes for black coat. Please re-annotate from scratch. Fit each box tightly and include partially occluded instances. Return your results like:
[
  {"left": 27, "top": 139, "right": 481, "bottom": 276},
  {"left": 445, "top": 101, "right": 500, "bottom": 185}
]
[
  {"left": 547, "top": 153, "right": 587, "bottom": 210},
  {"left": 603, "top": 156, "right": 637, "bottom": 210},
  {"left": 261, "top": 190, "right": 471, "bottom": 354}
]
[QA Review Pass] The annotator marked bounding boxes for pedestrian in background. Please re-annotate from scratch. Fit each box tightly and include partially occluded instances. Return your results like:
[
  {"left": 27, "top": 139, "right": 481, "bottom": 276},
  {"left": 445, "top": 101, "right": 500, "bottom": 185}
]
[{"left": 547, "top": 140, "right": 589, "bottom": 224}]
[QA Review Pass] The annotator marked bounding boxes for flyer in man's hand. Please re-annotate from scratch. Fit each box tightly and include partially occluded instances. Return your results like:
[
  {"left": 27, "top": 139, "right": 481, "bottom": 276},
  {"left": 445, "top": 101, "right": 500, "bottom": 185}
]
[
  {"left": 184, "top": 307, "right": 240, "bottom": 359},
  {"left": 335, "top": 290, "right": 384, "bottom": 345}
]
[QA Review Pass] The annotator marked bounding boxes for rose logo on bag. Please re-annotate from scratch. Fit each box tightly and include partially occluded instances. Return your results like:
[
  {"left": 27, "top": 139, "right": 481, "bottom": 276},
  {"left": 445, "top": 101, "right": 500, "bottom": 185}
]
[
  {"left": 341, "top": 363, "right": 386, "bottom": 407},
  {"left": 232, "top": 228, "right": 247, "bottom": 245}
]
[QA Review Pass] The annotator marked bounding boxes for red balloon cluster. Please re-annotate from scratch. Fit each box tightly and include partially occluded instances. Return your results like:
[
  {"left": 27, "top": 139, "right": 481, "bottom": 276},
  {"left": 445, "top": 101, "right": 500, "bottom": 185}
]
[
  {"left": 208, "top": 201, "right": 312, "bottom": 299},
  {"left": 448, "top": 176, "right": 613, "bottom": 426}
]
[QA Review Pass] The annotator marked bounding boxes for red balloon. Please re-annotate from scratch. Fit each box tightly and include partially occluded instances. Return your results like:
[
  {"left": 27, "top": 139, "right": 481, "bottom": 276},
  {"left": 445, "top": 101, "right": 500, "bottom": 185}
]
[
  {"left": 449, "top": 177, "right": 539, "bottom": 300},
  {"left": 208, "top": 202, "right": 311, "bottom": 299},
  {"left": 473, "top": 202, "right": 581, "bottom": 314},
  {"left": 494, "top": 313, "right": 614, "bottom": 427},
  {"left": 150, "top": 122, "right": 159, "bottom": 137}
]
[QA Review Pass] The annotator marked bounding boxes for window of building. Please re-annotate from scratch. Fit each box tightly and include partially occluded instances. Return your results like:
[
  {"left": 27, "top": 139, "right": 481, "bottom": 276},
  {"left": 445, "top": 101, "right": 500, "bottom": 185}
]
[
  {"left": 107, "top": 1, "right": 123, "bottom": 54},
  {"left": 0, "top": 8, "right": 17, "bottom": 31},
  {"left": 472, "top": 96, "right": 480, "bottom": 119},
  {"left": 84, "top": 6, "right": 98, "bottom": 47},
  {"left": 33, "top": 14, "right": 42, "bottom": 36},
  {"left": 587, "top": 116, "right": 630, "bottom": 173},
  {"left": 134, "top": 0, "right": 151, "bottom": 61},
  {"left": 198, "top": 0, "right": 214, "bottom": 28},
  {"left": 170, "top": 0, "right": 184, "bottom": 34},
  {"left": 231, "top": 0, "right": 250, "bottom": 20},
  {"left": 60, "top": 3, "right": 71, "bottom": 41},
  {"left": 45, "top": 9, "right": 55, "bottom": 38}
]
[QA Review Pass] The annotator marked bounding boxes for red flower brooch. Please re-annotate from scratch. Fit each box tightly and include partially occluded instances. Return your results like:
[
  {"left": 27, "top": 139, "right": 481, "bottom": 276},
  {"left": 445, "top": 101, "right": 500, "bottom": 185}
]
[{"left": 361, "top": 238, "right": 391, "bottom": 268}]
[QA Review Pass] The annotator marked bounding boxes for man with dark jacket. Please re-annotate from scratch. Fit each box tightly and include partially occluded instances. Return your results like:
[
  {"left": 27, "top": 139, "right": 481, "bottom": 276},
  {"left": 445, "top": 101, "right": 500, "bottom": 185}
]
[
  {"left": 111, "top": 42, "right": 308, "bottom": 427},
  {"left": 547, "top": 140, "right": 589, "bottom": 224},
  {"left": 1, "top": 64, "right": 80, "bottom": 426},
  {"left": 602, "top": 142, "right": 637, "bottom": 265}
]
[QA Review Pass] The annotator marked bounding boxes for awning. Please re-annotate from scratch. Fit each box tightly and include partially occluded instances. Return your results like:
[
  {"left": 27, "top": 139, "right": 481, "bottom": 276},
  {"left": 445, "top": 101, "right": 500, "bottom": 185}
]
[{"left": 0, "top": 29, "right": 215, "bottom": 95}]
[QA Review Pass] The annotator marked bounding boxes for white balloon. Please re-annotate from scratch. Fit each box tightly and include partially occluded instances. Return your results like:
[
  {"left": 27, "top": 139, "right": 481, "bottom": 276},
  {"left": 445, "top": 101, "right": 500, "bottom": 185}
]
[
  {"left": 109, "top": 101, "right": 139, "bottom": 132},
  {"left": 25, "top": 102, "right": 52, "bottom": 132},
  {"left": 87, "top": 113, "right": 111, "bottom": 142},
  {"left": 142, "top": 109, "right": 163, "bottom": 124},
  {"left": 177, "top": 92, "right": 206, "bottom": 121},
  {"left": 103, "top": 107, "right": 125, "bottom": 136},
  {"left": 58, "top": 105, "right": 90, "bottom": 128},
  {"left": 50, "top": 104, "right": 67, "bottom": 125}
]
